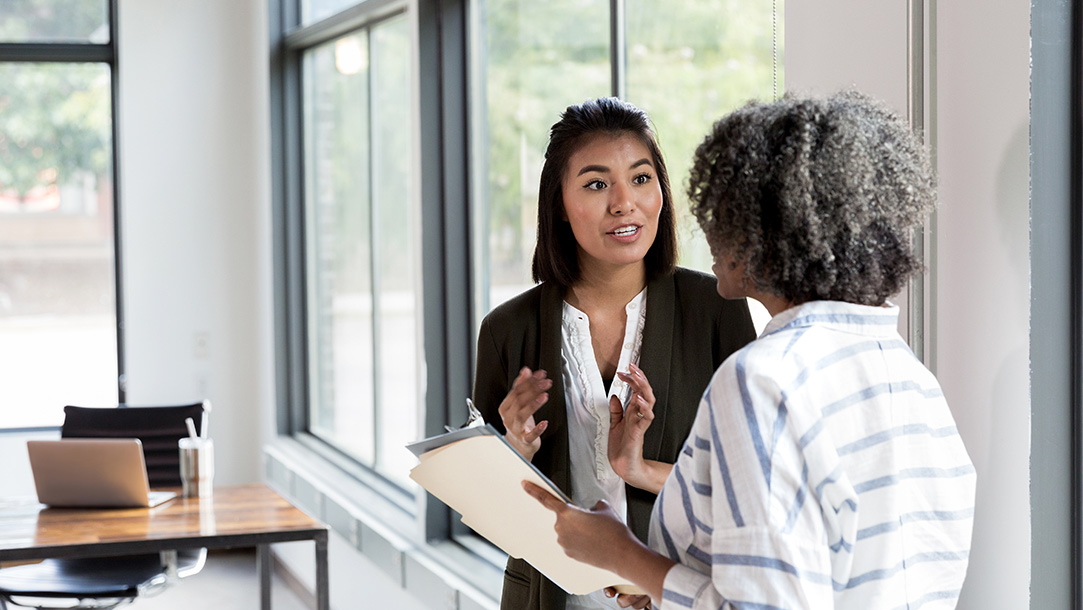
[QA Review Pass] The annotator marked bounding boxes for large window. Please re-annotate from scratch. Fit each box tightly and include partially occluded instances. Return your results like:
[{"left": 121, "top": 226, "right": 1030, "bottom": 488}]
[
  {"left": 0, "top": 0, "right": 121, "bottom": 429},
  {"left": 278, "top": 3, "right": 420, "bottom": 490},
  {"left": 272, "top": 0, "right": 420, "bottom": 494},
  {"left": 470, "top": 0, "right": 782, "bottom": 320},
  {"left": 273, "top": 0, "right": 780, "bottom": 539}
]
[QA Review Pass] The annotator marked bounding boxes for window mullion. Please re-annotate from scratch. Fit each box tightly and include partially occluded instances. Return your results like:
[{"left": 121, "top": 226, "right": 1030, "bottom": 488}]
[
  {"left": 609, "top": 0, "right": 626, "bottom": 99},
  {"left": 368, "top": 27, "right": 384, "bottom": 471},
  {"left": 109, "top": 0, "right": 126, "bottom": 402}
]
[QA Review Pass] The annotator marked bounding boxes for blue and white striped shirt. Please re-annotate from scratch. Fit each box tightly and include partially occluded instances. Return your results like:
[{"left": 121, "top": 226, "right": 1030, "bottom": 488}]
[{"left": 648, "top": 301, "right": 975, "bottom": 610}]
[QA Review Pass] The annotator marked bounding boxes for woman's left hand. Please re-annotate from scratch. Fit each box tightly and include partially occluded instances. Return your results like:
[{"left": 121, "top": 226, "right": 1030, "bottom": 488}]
[{"left": 608, "top": 363, "right": 669, "bottom": 493}]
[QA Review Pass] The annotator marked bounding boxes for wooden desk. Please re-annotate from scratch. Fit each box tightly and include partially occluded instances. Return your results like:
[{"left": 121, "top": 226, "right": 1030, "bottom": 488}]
[{"left": 0, "top": 483, "right": 328, "bottom": 610}]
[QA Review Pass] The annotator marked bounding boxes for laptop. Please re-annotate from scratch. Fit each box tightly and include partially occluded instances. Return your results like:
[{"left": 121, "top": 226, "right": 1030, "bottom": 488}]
[{"left": 27, "top": 438, "right": 176, "bottom": 508}]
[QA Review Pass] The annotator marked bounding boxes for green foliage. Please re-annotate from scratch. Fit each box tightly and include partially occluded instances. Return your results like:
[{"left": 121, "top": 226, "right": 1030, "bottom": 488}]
[
  {"left": 477, "top": 0, "right": 785, "bottom": 281},
  {"left": 0, "top": 62, "right": 112, "bottom": 198},
  {"left": 625, "top": 0, "right": 782, "bottom": 270},
  {"left": 478, "top": 0, "right": 611, "bottom": 282},
  {"left": 0, "top": 0, "right": 108, "bottom": 42}
]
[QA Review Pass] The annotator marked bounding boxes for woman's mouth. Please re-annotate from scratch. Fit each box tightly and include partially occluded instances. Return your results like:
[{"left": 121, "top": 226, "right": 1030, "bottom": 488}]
[{"left": 609, "top": 225, "right": 640, "bottom": 238}]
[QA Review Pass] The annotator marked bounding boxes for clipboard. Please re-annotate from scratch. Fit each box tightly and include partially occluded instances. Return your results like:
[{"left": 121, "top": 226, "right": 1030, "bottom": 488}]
[{"left": 407, "top": 424, "right": 641, "bottom": 595}]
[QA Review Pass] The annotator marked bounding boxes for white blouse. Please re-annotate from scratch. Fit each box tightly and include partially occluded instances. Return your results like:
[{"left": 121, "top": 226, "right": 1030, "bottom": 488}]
[{"left": 560, "top": 288, "right": 647, "bottom": 610}]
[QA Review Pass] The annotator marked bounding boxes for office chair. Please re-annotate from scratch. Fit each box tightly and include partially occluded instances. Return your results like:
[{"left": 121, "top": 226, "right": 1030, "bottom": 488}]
[{"left": 0, "top": 402, "right": 211, "bottom": 610}]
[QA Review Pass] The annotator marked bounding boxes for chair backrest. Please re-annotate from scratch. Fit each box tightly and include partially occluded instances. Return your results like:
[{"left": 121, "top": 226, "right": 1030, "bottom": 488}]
[{"left": 60, "top": 403, "right": 205, "bottom": 488}]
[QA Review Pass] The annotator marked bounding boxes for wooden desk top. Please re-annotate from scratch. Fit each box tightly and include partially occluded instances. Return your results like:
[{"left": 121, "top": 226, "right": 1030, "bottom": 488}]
[{"left": 0, "top": 483, "right": 327, "bottom": 562}]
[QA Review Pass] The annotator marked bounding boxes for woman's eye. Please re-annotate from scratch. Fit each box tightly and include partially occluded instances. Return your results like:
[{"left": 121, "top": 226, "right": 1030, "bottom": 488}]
[
  {"left": 585, "top": 179, "right": 607, "bottom": 191},
  {"left": 633, "top": 173, "right": 653, "bottom": 185}
]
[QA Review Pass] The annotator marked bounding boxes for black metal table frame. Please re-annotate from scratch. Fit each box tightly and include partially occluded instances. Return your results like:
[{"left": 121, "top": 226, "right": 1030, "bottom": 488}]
[{"left": 0, "top": 509, "right": 329, "bottom": 610}]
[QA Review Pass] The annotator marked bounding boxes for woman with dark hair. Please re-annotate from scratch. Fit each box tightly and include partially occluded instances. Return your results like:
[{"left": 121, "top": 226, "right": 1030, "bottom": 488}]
[
  {"left": 473, "top": 97, "right": 756, "bottom": 610},
  {"left": 526, "top": 91, "right": 976, "bottom": 609}
]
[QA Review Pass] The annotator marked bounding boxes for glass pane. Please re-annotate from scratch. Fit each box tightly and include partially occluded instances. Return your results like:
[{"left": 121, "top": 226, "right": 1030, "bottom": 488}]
[
  {"left": 303, "top": 31, "right": 376, "bottom": 465},
  {"left": 0, "top": 0, "right": 109, "bottom": 43},
  {"left": 0, "top": 62, "right": 118, "bottom": 428},
  {"left": 625, "top": 0, "right": 783, "bottom": 275},
  {"left": 370, "top": 15, "right": 417, "bottom": 487},
  {"left": 301, "top": 0, "right": 362, "bottom": 28},
  {"left": 469, "top": 0, "right": 610, "bottom": 320}
]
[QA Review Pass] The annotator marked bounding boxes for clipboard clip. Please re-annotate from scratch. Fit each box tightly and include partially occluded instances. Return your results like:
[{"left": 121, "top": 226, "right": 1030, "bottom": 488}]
[{"left": 445, "top": 398, "right": 485, "bottom": 433}]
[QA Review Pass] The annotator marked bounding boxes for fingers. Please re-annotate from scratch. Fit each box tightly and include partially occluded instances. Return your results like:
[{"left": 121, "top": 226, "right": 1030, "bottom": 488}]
[
  {"left": 499, "top": 368, "right": 552, "bottom": 439},
  {"left": 616, "top": 364, "right": 655, "bottom": 429},
  {"left": 609, "top": 394, "right": 624, "bottom": 427},
  {"left": 607, "top": 588, "right": 651, "bottom": 609},
  {"left": 612, "top": 593, "right": 648, "bottom": 608},
  {"left": 617, "top": 363, "right": 655, "bottom": 405},
  {"left": 522, "top": 480, "right": 567, "bottom": 513},
  {"left": 500, "top": 368, "right": 551, "bottom": 417},
  {"left": 616, "top": 392, "right": 653, "bottom": 430},
  {"left": 522, "top": 419, "right": 548, "bottom": 443},
  {"left": 629, "top": 394, "right": 654, "bottom": 430}
]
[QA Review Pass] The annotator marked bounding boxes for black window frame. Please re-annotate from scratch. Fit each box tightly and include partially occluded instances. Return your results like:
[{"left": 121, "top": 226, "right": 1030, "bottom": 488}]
[{"left": 1031, "top": 0, "right": 1083, "bottom": 607}]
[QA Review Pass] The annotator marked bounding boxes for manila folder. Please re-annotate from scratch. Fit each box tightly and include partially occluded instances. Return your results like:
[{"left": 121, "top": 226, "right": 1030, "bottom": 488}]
[{"left": 408, "top": 433, "right": 641, "bottom": 595}]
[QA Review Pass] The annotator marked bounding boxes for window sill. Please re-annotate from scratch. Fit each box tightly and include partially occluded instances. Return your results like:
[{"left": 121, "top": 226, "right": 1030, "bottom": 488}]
[{"left": 263, "top": 437, "right": 503, "bottom": 610}]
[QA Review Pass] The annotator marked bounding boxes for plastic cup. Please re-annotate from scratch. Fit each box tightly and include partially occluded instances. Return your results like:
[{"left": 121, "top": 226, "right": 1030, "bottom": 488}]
[{"left": 178, "top": 437, "right": 214, "bottom": 498}]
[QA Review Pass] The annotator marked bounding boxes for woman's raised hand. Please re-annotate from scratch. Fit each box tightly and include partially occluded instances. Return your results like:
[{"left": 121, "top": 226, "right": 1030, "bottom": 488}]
[
  {"left": 608, "top": 363, "right": 670, "bottom": 493},
  {"left": 498, "top": 367, "right": 552, "bottom": 462}
]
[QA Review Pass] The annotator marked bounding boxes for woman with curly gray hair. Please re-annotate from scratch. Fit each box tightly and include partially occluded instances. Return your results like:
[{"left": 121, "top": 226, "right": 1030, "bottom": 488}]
[{"left": 526, "top": 91, "right": 976, "bottom": 610}]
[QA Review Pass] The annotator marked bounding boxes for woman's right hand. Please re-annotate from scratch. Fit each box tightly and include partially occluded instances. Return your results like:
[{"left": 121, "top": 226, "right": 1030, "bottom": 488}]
[
  {"left": 522, "top": 481, "right": 673, "bottom": 604},
  {"left": 498, "top": 367, "right": 552, "bottom": 462}
]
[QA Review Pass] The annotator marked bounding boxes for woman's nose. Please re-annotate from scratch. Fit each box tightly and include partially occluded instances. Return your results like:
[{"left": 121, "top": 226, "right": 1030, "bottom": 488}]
[{"left": 609, "top": 184, "right": 635, "bottom": 215}]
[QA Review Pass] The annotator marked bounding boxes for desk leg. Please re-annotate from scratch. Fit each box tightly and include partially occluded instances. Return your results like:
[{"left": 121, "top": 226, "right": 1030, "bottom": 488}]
[
  {"left": 315, "top": 531, "right": 329, "bottom": 610},
  {"left": 258, "top": 544, "right": 272, "bottom": 610}
]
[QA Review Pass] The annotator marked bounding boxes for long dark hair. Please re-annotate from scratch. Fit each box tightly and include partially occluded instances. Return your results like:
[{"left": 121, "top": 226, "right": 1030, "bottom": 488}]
[{"left": 532, "top": 97, "right": 677, "bottom": 287}]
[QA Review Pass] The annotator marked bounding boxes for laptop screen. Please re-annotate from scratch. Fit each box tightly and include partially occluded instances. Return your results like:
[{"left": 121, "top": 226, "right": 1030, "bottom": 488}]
[{"left": 27, "top": 439, "right": 175, "bottom": 508}]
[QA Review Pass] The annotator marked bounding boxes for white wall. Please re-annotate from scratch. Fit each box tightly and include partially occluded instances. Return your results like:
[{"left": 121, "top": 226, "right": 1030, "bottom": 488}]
[
  {"left": 785, "top": 0, "right": 908, "bottom": 114},
  {"left": 787, "top": 1, "right": 1032, "bottom": 608},
  {"left": 934, "top": 2, "right": 1030, "bottom": 608},
  {"left": 117, "top": 0, "right": 276, "bottom": 486}
]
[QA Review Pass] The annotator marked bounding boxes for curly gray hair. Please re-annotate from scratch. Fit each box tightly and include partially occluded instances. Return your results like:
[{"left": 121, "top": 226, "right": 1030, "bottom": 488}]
[{"left": 688, "top": 91, "right": 935, "bottom": 306}]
